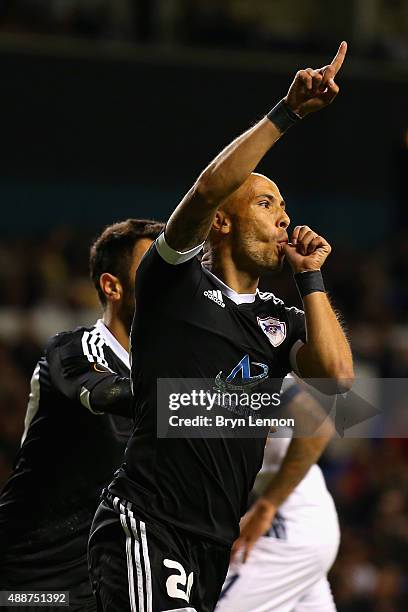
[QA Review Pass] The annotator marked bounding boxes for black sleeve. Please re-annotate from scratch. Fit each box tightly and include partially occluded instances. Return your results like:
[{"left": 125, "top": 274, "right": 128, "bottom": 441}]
[
  {"left": 273, "top": 302, "right": 306, "bottom": 375},
  {"left": 285, "top": 305, "right": 306, "bottom": 375},
  {"left": 47, "top": 333, "right": 133, "bottom": 418},
  {"left": 285, "top": 305, "right": 306, "bottom": 347},
  {"left": 135, "top": 235, "right": 203, "bottom": 304}
]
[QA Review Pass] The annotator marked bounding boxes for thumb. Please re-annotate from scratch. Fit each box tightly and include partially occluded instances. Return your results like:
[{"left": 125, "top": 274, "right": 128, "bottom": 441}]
[{"left": 282, "top": 242, "right": 296, "bottom": 257}]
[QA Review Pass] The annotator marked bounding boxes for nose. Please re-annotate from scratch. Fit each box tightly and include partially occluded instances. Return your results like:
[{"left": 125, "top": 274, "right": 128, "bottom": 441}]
[{"left": 277, "top": 210, "right": 290, "bottom": 230}]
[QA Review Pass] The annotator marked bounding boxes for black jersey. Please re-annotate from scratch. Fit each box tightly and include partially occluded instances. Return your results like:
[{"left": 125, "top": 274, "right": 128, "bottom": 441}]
[
  {"left": 108, "top": 238, "right": 306, "bottom": 547},
  {"left": 0, "top": 320, "right": 132, "bottom": 587}
]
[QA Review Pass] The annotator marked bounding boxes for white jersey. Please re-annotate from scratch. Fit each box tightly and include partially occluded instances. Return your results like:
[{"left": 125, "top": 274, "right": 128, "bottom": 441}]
[
  {"left": 259, "top": 431, "right": 339, "bottom": 544},
  {"left": 216, "top": 378, "right": 341, "bottom": 612}
]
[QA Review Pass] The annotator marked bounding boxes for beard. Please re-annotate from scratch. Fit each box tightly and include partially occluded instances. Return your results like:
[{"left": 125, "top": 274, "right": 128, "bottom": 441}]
[
  {"left": 242, "top": 241, "right": 284, "bottom": 275},
  {"left": 231, "top": 228, "right": 284, "bottom": 275}
]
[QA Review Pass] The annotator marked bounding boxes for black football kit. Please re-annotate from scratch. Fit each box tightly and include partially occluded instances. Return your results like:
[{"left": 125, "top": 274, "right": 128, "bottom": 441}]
[
  {"left": 89, "top": 234, "right": 306, "bottom": 612},
  {"left": 0, "top": 320, "right": 132, "bottom": 610}
]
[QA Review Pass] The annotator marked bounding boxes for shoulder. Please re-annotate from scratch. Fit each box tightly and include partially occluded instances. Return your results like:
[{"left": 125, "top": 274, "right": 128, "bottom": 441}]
[
  {"left": 257, "top": 290, "right": 304, "bottom": 317},
  {"left": 46, "top": 325, "right": 107, "bottom": 363},
  {"left": 257, "top": 290, "right": 284, "bottom": 306}
]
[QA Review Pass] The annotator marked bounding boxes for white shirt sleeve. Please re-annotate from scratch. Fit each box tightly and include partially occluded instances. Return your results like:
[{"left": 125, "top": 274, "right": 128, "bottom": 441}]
[{"left": 155, "top": 232, "right": 204, "bottom": 265}]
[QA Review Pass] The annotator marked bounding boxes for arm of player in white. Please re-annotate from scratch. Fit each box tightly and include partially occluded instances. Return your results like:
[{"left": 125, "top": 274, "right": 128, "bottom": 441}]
[
  {"left": 164, "top": 43, "right": 347, "bottom": 253},
  {"left": 231, "top": 385, "right": 335, "bottom": 563}
]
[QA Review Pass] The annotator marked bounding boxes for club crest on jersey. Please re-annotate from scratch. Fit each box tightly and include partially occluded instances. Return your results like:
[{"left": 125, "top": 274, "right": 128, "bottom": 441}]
[{"left": 257, "top": 316, "right": 286, "bottom": 347}]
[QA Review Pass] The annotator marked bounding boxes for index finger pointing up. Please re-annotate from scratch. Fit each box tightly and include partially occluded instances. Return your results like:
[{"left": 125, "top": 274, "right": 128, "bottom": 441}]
[{"left": 330, "top": 41, "right": 348, "bottom": 75}]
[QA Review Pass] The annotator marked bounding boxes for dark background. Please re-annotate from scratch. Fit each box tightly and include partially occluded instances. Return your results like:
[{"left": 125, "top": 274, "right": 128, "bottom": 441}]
[{"left": 0, "top": 2, "right": 407, "bottom": 610}]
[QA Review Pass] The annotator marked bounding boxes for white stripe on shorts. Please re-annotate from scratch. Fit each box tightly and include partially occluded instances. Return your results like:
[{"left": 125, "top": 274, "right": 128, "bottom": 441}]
[
  {"left": 117, "top": 501, "right": 153, "bottom": 612},
  {"left": 120, "top": 512, "right": 138, "bottom": 612},
  {"left": 139, "top": 521, "right": 152, "bottom": 612}
]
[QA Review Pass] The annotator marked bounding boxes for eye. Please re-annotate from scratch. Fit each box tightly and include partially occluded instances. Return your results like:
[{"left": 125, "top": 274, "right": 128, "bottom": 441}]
[{"left": 258, "top": 201, "right": 270, "bottom": 208}]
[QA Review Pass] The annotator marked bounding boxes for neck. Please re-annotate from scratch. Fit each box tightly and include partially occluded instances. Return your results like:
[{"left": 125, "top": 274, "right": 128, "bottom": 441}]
[
  {"left": 102, "top": 308, "right": 130, "bottom": 353},
  {"left": 204, "top": 252, "right": 259, "bottom": 295}
]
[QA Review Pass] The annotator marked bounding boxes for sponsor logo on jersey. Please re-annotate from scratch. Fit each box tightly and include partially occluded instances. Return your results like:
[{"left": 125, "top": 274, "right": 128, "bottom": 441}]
[
  {"left": 215, "top": 354, "right": 269, "bottom": 392},
  {"left": 257, "top": 316, "right": 287, "bottom": 347},
  {"left": 204, "top": 289, "right": 225, "bottom": 308}
]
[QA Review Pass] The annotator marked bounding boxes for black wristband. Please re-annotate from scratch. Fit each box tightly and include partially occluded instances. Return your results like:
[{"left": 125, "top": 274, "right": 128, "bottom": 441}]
[
  {"left": 266, "top": 99, "right": 301, "bottom": 133},
  {"left": 294, "top": 270, "right": 325, "bottom": 298}
]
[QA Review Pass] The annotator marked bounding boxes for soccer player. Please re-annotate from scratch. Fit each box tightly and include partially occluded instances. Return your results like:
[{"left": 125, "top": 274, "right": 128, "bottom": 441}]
[
  {"left": 216, "top": 376, "right": 340, "bottom": 612},
  {"left": 0, "top": 219, "right": 163, "bottom": 610},
  {"left": 89, "top": 42, "right": 353, "bottom": 612}
]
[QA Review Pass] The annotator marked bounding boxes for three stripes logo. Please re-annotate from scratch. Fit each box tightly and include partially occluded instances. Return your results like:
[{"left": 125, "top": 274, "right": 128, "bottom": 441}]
[
  {"left": 204, "top": 289, "right": 225, "bottom": 308},
  {"left": 81, "top": 329, "right": 110, "bottom": 369}
]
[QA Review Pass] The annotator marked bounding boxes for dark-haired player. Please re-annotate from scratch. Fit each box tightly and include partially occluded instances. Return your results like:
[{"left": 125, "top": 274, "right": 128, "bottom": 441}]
[
  {"left": 89, "top": 43, "right": 353, "bottom": 612},
  {"left": 0, "top": 219, "right": 163, "bottom": 610}
]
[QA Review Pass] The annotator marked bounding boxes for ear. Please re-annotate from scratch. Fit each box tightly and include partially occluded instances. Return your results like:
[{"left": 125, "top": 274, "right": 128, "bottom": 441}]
[
  {"left": 212, "top": 210, "right": 231, "bottom": 235},
  {"left": 99, "top": 273, "right": 123, "bottom": 303}
]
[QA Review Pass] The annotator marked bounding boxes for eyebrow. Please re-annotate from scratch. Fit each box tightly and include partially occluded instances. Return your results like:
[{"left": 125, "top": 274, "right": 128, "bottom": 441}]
[{"left": 257, "top": 194, "right": 286, "bottom": 209}]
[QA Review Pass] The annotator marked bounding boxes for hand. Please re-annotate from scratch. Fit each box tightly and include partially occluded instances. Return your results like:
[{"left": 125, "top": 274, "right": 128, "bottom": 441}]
[
  {"left": 285, "top": 41, "right": 347, "bottom": 118},
  {"left": 230, "top": 499, "right": 276, "bottom": 564},
  {"left": 282, "top": 226, "right": 332, "bottom": 273}
]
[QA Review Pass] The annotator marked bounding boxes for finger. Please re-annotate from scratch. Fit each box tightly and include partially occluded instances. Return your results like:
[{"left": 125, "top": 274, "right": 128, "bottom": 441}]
[
  {"left": 319, "top": 64, "right": 335, "bottom": 91},
  {"left": 295, "top": 225, "right": 312, "bottom": 243},
  {"left": 321, "top": 79, "right": 340, "bottom": 104},
  {"left": 298, "top": 70, "right": 312, "bottom": 91},
  {"left": 330, "top": 41, "right": 347, "bottom": 75},
  {"left": 305, "top": 68, "right": 323, "bottom": 94},
  {"left": 310, "top": 236, "right": 332, "bottom": 255},
  {"left": 312, "top": 72, "right": 323, "bottom": 94},
  {"left": 298, "top": 231, "right": 318, "bottom": 255},
  {"left": 291, "top": 225, "right": 306, "bottom": 245},
  {"left": 282, "top": 242, "right": 295, "bottom": 256},
  {"left": 306, "top": 235, "right": 325, "bottom": 255},
  {"left": 291, "top": 227, "right": 300, "bottom": 245}
]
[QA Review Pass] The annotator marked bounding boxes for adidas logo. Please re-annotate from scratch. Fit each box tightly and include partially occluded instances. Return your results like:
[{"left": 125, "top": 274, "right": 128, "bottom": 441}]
[{"left": 204, "top": 289, "right": 225, "bottom": 308}]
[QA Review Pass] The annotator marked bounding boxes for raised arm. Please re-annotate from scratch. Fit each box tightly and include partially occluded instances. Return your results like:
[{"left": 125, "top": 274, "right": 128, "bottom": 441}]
[
  {"left": 283, "top": 225, "right": 354, "bottom": 389},
  {"left": 166, "top": 42, "right": 347, "bottom": 252}
]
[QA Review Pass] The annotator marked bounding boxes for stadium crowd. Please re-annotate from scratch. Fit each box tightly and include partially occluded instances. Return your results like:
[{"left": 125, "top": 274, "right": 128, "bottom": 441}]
[
  {"left": 1, "top": 0, "right": 408, "bottom": 62},
  {"left": 0, "top": 225, "right": 407, "bottom": 610}
]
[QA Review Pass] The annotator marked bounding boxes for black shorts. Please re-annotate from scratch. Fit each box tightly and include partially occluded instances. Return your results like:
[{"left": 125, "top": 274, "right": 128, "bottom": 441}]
[
  {"left": 0, "top": 525, "right": 96, "bottom": 612},
  {"left": 88, "top": 493, "right": 230, "bottom": 612}
]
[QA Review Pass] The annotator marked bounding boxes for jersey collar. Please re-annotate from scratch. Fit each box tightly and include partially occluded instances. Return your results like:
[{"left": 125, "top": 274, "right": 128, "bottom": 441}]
[
  {"left": 95, "top": 319, "right": 130, "bottom": 371},
  {"left": 202, "top": 266, "right": 257, "bottom": 305}
]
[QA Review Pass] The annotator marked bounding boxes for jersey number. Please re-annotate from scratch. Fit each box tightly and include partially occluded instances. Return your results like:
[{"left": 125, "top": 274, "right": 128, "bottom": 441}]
[{"left": 163, "top": 559, "right": 194, "bottom": 603}]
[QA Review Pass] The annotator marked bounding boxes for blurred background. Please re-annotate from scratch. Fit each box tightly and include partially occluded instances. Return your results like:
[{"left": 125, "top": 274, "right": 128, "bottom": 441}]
[{"left": 0, "top": 1, "right": 407, "bottom": 610}]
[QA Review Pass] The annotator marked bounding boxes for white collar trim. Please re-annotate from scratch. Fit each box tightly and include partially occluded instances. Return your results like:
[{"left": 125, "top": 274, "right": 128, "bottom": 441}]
[
  {"left": 95, "top": 319, "right": 130, "bottom": 370},
  {"left": 202, "top": 266, "right": 257, "bottom": 305}
]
